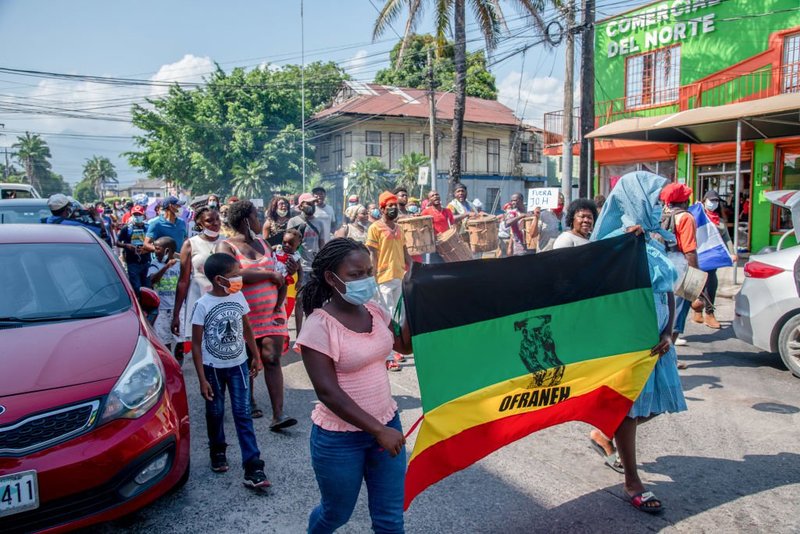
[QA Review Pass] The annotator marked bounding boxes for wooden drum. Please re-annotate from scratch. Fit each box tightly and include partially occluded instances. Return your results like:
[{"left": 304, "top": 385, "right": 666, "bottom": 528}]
[
  {"left": 397, "top": 215, "right": 436, "bottom": 255},
  {"left": 436, "top": 226, "right": 474, "bottom": 263},
  {"left": 466, "top": 216, "right": 499, "bottom": 253}
]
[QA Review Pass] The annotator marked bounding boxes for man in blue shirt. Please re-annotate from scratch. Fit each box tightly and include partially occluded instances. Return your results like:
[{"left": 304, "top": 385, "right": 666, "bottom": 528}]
[
  {"left": 145, "top": 196, "right": 187, "bottom": 252},
  {"left": 44, "top": 194, "right": 103, "bottom": 237}
]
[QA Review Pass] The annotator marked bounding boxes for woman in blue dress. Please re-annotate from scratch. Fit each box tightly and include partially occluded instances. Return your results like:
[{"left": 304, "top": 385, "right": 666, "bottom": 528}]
[{"left": 590, "top": 171, "right": 688, "bottom": 513}]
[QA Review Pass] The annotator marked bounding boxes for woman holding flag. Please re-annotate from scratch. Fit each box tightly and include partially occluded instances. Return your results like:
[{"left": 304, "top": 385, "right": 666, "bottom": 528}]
[{"left": 591, "top": 171, "right": 688, "bottom": 514}]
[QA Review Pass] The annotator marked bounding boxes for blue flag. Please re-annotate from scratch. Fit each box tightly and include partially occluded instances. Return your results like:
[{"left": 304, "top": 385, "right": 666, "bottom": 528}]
[{"left": 688, "top": 203, "right": 733, "bottom": 272}]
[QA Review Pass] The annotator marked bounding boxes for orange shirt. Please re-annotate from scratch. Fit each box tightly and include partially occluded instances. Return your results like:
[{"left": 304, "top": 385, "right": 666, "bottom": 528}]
[
  {"left": 366, "top": 221, "right": 407, "bottom": 284},
  {"left": 674, "top": 212, "right": 697, "bottom": 254}
]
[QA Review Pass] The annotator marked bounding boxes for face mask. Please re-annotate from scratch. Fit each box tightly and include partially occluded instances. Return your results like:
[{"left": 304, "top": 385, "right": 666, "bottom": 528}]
[
  {"left": 408, "top": 205, "right": 420, "bottom": 214},
  {"left": 705, "top": 200, "right": 719, "bottom": 211},
  {"left": 277, "top": 208, "right": 288, "bottom": 217},
  {"left": 208, "top": 202, "right": 218, "bottom": 209},
  {"left": 203, "top": 228, "right": 220, "bottom": 238},
  {"left": 333, "top": 273, "right": 377, "bottom": 306},
  {"left": 221, "top": 215, "right": 229, "bottom": 224},
  {"left": 302, "top": 205, "right": 315, "bottom": 216},
  {"left": 221, "top": 275, "right": 243, "bottom": 294},
  {"left": 386, "top": 207, "right": 399, "bottom": 220},
  {"left": 133, "top": 215, "right": 145, "bottom": 224},
  {"left": 371, "top": 209, "right": 380, "bottom": 219},
  {"left": 96, "top": 208, "right": 105, "bottom": 215}
]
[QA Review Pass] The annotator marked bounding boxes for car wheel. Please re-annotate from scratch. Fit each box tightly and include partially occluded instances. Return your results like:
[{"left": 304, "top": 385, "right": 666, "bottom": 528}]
[{"left": 778, "top": 315, "right": 800, "bottom": 378}]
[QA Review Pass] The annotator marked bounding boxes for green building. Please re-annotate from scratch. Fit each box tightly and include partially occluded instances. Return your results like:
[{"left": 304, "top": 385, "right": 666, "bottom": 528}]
[{"left": 550, "top": 0, "right": 800, "bottom": 252}]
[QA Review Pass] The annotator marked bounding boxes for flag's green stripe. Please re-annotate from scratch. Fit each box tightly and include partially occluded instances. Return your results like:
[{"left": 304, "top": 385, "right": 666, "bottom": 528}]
[{"left": 413, "top": 287, "right": 658, "bottom": 413}]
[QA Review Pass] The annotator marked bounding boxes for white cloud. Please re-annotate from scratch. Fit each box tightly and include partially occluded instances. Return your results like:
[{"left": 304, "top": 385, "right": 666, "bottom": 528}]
[
  {"left": 498, "top": 71, "right": 581, "bottom": 128},
  {"left": 149, "top": 54, "right": 215, "bottom": 97},
  {"left": 342, "top": 49, "right": 369, "bottom": 76}
]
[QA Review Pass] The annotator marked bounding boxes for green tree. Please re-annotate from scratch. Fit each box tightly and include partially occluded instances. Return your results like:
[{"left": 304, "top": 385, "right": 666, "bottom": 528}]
[
  {"left": 373, "top": 0, "right": 547, "bottom": 187},
  {"left": 347, "top": 158, "right": 390, "bottom": 205},
  {"left": 375, "top": 34, "right": 497, "bottom": 99},
  {"left": 12, "top": 132, "right": 52, "bottom": 194},
  {"left": 38, "top": 171, "right": 72, "bottom": 197},
  {"left": 127, "top": 62, "right": 348, "bottom": 197},
  {"left": 391, "top": 152, "right": 429, "bottom": 192},
  {"left": 81, "top": 156, "right": 118, "bottom": 198},
  {"left": 73, "top": 179, "right": 96, "bottom": 204}
]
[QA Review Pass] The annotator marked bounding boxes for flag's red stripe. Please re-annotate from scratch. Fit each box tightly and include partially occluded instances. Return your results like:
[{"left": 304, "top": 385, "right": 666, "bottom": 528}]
[{"left": 404, "top": 385, "right": 632, "bottom": 510}]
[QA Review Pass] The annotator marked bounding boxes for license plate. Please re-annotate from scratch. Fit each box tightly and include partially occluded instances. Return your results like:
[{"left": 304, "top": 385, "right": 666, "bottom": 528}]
[{"left": 0, "top": 470, "right": 38, "bottom": 517}]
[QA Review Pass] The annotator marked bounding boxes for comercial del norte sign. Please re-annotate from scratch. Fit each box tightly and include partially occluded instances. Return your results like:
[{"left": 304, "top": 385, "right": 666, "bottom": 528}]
[{"left": 402, "top": 234, "right": 659, "bottom": 509}]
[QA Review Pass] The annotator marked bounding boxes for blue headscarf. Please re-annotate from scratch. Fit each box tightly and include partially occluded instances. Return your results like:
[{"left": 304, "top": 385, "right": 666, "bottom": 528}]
[{"left": 591, "top": 171, "right": 678, "bottom": 293}]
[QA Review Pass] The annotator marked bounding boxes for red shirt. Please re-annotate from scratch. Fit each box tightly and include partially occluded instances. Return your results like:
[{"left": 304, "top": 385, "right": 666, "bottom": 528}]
[{"left": 421, "top": 206, "right": 455, "bottom": 235}]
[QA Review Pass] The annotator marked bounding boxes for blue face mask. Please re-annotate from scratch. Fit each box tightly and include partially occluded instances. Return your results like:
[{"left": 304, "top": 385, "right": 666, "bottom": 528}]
[
  {"left": 333, "top": 273, "right": 377, "bottom": 306},
  {"left": 408, "top": 205, "right": 420, "bottom": 214},
  {"left": 371, "top": 208, "right": 381, "bottom": 219},
  {"left": 133, "top": 215, "right": 145, "bottom": 225}
]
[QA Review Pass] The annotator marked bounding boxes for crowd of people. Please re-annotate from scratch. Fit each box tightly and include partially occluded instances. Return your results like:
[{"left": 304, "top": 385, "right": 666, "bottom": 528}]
[{"left": 39, "top": 173, "right": 736, "bottom": 531}]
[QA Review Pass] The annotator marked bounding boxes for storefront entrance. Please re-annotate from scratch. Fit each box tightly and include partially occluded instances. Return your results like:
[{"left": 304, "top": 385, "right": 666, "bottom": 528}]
[{"left": 696, "top": 161, "right": 752, "bottom": 250}]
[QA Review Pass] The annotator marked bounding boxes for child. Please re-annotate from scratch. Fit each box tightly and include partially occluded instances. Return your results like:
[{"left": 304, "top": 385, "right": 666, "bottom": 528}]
[
  {"left": 191, "top": 253, "right": 270, "bottom": 489},
  {"left": 148, "top": 236, "right": 181, "bottom": 357},
  {"left": 274, "top": 228, "right": 303, "bottom": 321},
  {"left": 117, "top": 204, "right": 150, "bottom": 295}
]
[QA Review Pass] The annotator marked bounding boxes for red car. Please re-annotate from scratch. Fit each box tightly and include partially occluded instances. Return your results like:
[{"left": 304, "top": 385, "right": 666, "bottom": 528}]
[{"left": 0, "top": 224, "right": 190, "bottom": 532}]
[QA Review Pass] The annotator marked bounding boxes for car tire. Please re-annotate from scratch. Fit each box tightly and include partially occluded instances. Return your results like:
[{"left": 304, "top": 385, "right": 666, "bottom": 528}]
[{"left": 777, "top": 315, "right": 800, "bottom": 378}]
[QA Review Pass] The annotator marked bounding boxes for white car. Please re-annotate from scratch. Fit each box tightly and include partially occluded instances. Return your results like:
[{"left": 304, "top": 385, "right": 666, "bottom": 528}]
[
  {"left": 0, "top": 183, "right": 40, "bottom": 199},
  {"left": 733, "top": 190, "right": 800, "bottom": 378}
]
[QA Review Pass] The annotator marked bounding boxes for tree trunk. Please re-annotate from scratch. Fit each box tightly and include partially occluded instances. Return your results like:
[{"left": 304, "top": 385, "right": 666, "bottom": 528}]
[{"left": 448, "top": 0, "right": 466, "bottom": 196}]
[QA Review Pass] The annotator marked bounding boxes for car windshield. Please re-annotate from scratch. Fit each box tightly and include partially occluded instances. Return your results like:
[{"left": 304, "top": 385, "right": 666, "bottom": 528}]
[
  {"left": 0, "top": 243, "right": 131, "bottom": 325},
  {"left": 0, "top": 204, "right": 50, "bottom": 224},
  {"left": 1, "top": 189, "right": 35, "bottom": 199}
]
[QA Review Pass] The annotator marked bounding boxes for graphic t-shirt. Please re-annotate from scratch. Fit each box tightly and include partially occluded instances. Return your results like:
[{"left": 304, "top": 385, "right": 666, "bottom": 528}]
[
  {"left": 148, "top": 258, "right": 181, "bottom": 309},
  {"left": 191, "top": 292, "right": 251, "bottom": 368},
  {"left": 117, "top": 224, "right": 150, "bottom": 265}
]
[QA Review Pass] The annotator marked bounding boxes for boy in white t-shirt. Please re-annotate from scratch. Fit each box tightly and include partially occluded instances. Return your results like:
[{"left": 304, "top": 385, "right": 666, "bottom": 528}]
[
  {"left": 148, "top": 237, "right": 181, "bottom": 356},
  {"left": 190, "top": 253, "right": 269, "bottom": 490}
]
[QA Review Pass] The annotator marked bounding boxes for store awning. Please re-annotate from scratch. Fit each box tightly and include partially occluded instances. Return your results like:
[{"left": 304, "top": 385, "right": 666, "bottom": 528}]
[{"left": 587, "top": 92, "right": 800, "bottom": 144}]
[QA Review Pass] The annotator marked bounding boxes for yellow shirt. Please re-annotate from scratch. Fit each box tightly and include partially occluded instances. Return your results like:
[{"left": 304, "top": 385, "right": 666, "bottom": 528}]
[{"left": 366, "top": 221, "right": 407, "bottom": 284}]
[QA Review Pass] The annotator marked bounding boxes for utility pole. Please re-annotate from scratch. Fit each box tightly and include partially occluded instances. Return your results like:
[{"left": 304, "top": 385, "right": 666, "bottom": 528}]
[
  {"left": 579, "top": 0, "right": 595, "bottom": 199},
  {"left": 0, "top": 123, "right": 6, "bottom": 180},
  {"left": 427, "top": 48, "right": 438, "bottom": 195},
  {"left": 300, "top": 0, "right": 306, "bottom": 191},
  {"left": 560, "top": 1, "right": 576, "bottom": 207}
]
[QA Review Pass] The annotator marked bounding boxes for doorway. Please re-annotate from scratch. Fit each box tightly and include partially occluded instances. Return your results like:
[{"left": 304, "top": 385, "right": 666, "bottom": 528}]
[{"left": 696, "top": 161, "right": 752, "bottom": 250}]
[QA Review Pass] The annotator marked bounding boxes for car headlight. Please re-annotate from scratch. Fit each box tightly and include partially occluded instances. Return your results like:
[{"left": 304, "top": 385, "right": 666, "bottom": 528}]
[{"left": 99, "top": 336, "right": 164, "bottom": 424}]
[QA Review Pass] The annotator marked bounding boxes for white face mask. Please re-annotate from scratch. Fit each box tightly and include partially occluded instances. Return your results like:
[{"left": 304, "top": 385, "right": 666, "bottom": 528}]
[
  {"left": 704, "top": 199, "right": 719, "bottom": 211},
  {"left": 203, "top": 228, "right": 220, "bottom": 238}
]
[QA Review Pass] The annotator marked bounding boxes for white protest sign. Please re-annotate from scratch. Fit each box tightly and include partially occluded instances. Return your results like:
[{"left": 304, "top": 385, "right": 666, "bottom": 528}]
[
  {"left": 417, "top": 166, "right": 430, "bottom": 186},
  {"left": 250, "top": 198, "right": 264, "bottom": 208},
  {"left": 527, "top": 187, "right": 560, "bottom": 210}
]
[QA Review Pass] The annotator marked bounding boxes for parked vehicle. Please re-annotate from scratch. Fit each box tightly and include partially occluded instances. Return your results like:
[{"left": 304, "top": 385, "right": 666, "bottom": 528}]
[
  {"left": 734, "top": 190, "right": 800, "bottom": 378},
  {"left": 0, "top": 199, "right": 50, "bottom": 224},
  {"left": 0, "top": 224, "right": 190, "bottom": 532},
  {"left": 0, "top": 183, "right": 41, "bottom": 199}
]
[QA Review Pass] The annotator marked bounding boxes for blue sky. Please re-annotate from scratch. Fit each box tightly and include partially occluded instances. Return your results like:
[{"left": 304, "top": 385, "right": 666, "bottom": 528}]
[{"left": 0, "top": 0, "right": 649, "bottom": 187}]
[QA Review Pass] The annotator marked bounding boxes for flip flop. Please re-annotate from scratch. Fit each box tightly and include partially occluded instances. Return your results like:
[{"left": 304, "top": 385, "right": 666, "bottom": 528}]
[
  {"left": 627, "top": 490, "right": 663, "bottom": 514},
  {"left": 269, "top": 415, "right": 298, "bottom": 432},
  {"left": 589, "top": 439, "right": 625, "bottom": 474},
  {"left": 250, "top": 404, "right": 264, "bottom": 419}
]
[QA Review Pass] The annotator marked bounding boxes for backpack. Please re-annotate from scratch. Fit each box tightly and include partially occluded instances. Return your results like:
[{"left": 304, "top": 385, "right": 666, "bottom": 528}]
[{"left": 660, "top": 207, "right": 688, "bottom": 253}]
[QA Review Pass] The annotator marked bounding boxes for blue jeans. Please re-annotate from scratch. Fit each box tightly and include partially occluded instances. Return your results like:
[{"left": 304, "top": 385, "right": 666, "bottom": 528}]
[
  {"left": 204, "top": 362, "right": 261, "bottom": 467},
  {"left": 308, "top": 412, "right": 405, "bottom": 534},
  {"left": 127, "top": 262, "right": 150, "bottom": 295},
  {"left": 674, "top": 296, "right": 690, "bottom": 334}
]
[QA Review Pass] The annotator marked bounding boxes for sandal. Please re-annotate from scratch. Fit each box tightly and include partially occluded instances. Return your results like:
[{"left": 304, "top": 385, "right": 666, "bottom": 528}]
[
  {"left": 269, "top": 415, "right": 298, "bottom": 432},
  {"left": 250, "top": 404, "right": 264, "bottom": 419},
  {"left": 386, "top": 360, "right": 402, "bottom": 372},
  {"left": 589, "top": 439, "right": 624, "bottom": 474},
  {"left": 627, "top": 490, "right": 663, "bottom": 514}
]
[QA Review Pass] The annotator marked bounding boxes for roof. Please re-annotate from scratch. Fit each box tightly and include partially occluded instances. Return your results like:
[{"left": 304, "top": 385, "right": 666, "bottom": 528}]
[
  {"left": 0, "top": 223, "right": 98, "bottom": 244},
  {"left": 586, "top": 92, "right": 800, "bottom": 143},
  {"left": 312, "top": 82, "right": 523, "bottom": 128},
  {"left": 128, "top": 178, "right": 166, "bottom": 189}
]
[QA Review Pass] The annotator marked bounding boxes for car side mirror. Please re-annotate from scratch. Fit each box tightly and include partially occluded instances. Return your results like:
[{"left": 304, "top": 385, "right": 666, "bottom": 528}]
[{"left": 139, "top": 287, "right": 161, "bottom": 313}]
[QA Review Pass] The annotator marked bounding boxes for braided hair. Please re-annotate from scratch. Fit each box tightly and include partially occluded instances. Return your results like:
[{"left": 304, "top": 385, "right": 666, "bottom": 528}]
[
  {"left": 193, "top": 206, "right": 211, "bottom": 232},
  {"left": 301, "top": 238, "right": 370, "bottom": 316}
]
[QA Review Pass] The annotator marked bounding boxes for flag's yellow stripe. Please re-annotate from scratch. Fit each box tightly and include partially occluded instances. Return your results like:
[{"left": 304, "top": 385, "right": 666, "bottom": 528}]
[{"left": 409, "top": 350, "right": 656, "bottom": 461}]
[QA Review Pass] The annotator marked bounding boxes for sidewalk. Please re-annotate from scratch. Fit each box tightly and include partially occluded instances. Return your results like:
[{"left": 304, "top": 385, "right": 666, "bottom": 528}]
[{"left": 716, "top": 262, "right": 744, "bottom": 299}]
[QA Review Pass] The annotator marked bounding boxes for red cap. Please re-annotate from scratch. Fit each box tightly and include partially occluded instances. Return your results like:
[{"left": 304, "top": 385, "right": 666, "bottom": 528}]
[
  {"left": 131, "top": 205, "right": 145, "bottom": 215},
  {"left": 379, "top": 191, "right": 398, "bottom": 209},
  {"left": 660, "top": 183, "right": 692, "bottom": 204}
]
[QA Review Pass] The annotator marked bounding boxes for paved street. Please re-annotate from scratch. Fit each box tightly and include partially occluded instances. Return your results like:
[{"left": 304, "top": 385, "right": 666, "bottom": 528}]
[{"left": 95, "top": 295, "right": 800, "bottom": 533}]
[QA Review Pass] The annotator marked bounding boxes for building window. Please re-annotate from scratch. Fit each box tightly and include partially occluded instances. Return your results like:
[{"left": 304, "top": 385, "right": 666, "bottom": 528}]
[
  {"left": 389, "top": 133, "right": 405, "bottom": 169},
  {"left": 775, "top": 148, "right": 800, "bottom": 231},
  {"left": 344, "top": 132, "right": 352, "bottom": 157},
  {"left": 319, "top": 136, "right": 331, "bottom": 161},
  {"left": 625, "top": 46, "right": 681, "bottom": 109},
  {"left": 485, "top": 187, "right": 500, "bottom": 214},
  {"left": 520, "top": 139, "right": 541, "bottom": 163},
  {"left": 782, "top": 32, "right": 800, "bottom": 93},
  {"left": 365, "top": 131, "right": 382, "bottom": 157},
  {"left": 487, "top": 138, "right": 500, "bottom": 174},
  {"left": 333, "top": 134, "right": 343, "bottom": 171}
]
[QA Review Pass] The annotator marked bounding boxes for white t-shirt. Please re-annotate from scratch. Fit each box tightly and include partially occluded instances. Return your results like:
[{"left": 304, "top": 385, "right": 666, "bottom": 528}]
[
  {"left": 314, "top": 203, "right": 335, "bottom": 242},
  {"left": 148, "top": 259, "right": 181, "bottom": 309},
  {"left": 190, "top": 292, "right": 251, "bottom": 368},
  {"left": 552, "top": 231, "right": 590, "bottom": 249}
]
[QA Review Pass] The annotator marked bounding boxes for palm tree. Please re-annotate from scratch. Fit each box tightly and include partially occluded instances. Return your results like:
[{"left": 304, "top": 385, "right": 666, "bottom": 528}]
[
  {"left": 12, "top": 132, "right": 52, "bottom": 194},
  {"left": 82, "top": 156, "right": 118, "bottom": 199},
  {"left": 392, "top": 152, "right": 430, "bottom": 192},
  {"left": 231, "top": 160, "right": 271, "bottom": 201},
  {"left": 374, "top": 1, "right": 553, "bottom": 192},
  {"left": 347, "top": 158, "right": 390, "bottom": 205}
]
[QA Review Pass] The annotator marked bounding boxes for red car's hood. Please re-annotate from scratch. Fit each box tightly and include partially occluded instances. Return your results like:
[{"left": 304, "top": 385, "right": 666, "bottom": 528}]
[{"left": 0, "top": 310, "right": 141, "bottom": 397}]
